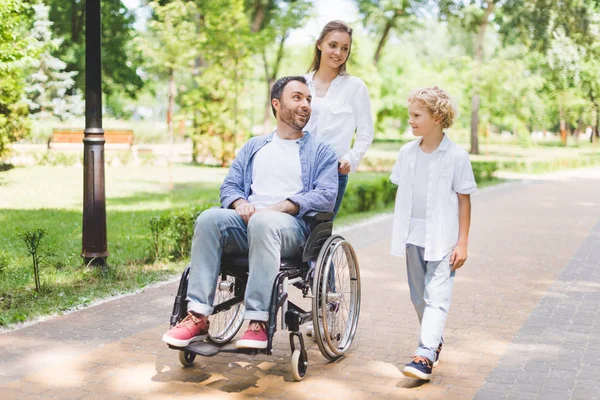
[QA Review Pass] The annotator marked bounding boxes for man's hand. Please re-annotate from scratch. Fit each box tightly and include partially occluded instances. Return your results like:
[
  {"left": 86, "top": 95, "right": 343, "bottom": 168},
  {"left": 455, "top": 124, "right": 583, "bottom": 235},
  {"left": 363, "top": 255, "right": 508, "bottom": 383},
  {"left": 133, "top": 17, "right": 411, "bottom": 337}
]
[
  {"left": 338, "top": 159, "right": 351, "bottom": 175},
  {"left": 450, "top": 243, "right": 467, "bottom": 271},
  {"left": 235, "top": 202, "right": 256, "bottom": 224},
  {"left": 260, "top": 200, "right": 299, "bottom": 216}
]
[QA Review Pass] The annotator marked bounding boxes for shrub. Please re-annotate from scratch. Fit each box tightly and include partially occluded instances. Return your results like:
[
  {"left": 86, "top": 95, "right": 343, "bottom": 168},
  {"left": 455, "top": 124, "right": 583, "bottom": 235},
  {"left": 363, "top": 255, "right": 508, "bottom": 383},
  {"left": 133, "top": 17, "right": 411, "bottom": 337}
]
[
  {"left": 471, "top": 161, "right": 499, "bottom": 182},
  {"left": 0, "top": 250, "right": 11, "bottom": 274},
  {"left": 338, "top": 177, "right": 397, "bottom": 217},
  {"left": 148, "top": 202, "right": 218, "bottom": 261},
  {"left": 18, "top": 228, "right": 49, "bottom": 291}
]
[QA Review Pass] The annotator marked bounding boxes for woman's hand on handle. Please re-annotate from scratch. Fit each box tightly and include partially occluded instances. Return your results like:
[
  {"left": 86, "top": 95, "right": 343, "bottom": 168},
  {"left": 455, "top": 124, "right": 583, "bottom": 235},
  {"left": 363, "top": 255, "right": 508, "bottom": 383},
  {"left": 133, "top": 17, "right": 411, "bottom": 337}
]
[{"left": 338, "top": 159, "right": 351, "bottom": 174}]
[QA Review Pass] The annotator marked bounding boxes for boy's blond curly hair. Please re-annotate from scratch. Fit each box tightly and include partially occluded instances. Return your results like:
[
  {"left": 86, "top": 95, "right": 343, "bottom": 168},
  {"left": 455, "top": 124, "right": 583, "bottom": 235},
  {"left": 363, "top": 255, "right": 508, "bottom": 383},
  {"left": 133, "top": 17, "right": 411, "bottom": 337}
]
[{"left": 408, "top": 86, "right": 457, "bottom": 129}]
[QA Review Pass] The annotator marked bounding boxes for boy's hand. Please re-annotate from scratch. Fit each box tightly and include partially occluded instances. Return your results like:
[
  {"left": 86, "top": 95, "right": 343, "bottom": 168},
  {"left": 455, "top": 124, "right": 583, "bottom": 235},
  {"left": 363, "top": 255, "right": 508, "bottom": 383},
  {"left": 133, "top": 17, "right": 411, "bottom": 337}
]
[{"left": 450, "top": 243, "right": 467, "bottom": 271}]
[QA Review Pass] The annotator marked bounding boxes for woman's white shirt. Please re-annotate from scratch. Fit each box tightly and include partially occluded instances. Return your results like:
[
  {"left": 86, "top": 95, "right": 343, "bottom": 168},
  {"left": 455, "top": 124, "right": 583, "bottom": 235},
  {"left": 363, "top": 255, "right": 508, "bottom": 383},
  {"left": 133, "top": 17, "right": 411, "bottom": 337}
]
[
  {"left": 306, "top": 96, "right": 325, "bottom": 136},
  {"left": 304, "top": 72, "right": 374, "bottom": 173}
]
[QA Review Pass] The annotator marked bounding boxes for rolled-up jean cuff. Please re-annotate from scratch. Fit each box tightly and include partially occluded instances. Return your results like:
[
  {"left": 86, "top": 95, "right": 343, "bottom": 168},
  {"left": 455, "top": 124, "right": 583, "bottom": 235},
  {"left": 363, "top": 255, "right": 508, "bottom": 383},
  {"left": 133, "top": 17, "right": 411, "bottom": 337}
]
[
  {"left": 415, "top": 347, "right": 435, "bottom": 363},
  {"left": 244, "top": 310, "right": 269, "bottom": 322},
  {"left": 186, "top": 299, "right": 213, "bottom": 317}
]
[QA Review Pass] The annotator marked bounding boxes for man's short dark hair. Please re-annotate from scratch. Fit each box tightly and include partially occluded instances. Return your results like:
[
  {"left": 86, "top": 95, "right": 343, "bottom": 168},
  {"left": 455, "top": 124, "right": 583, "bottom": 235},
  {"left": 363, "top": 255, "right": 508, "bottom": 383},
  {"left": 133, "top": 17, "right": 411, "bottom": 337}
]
[{"left": 270, "top": 76, "right": 308, "bottom": 117}]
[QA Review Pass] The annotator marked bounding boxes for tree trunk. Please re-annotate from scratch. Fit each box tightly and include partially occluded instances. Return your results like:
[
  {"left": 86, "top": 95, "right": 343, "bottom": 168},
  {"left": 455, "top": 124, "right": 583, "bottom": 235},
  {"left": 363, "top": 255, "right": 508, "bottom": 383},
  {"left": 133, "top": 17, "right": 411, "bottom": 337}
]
[
  {"left": 590, "top": 90, "right": 599, "bottom": 144},
  {"left": 573, "top": 118, "right": 584, "bottom": 139},
  {"left": 263, "top": 76, "right": 276, "bottom": 132},
  {"left": 373, "top": 17, "right": 396, "bottom": 66},
  {"left": 470, "top": 1, "right": 495, "bottom": 155},
  {"left": 72, "top": 1, "right": 84, "bottom": 43},
  {"left": 167, "top": 69, "right": 175, "bottom": 190},
  {"left": 191, "top": 112, "right": 199, "bottom": 164},
  {"left": 559, "top": 105, "right": 567, "bottom": 147},
  {"left": 262, "top": 32, "right": 288, "bottom": 132},
  {"left": 470, "top": 94, "right": 480, "bottom": 154},
  {"left": 593, "top": 102, "right": 599, "bottom": 144},
  {"left": 251, "top": 0, "right": 270, "bottom": 32}
]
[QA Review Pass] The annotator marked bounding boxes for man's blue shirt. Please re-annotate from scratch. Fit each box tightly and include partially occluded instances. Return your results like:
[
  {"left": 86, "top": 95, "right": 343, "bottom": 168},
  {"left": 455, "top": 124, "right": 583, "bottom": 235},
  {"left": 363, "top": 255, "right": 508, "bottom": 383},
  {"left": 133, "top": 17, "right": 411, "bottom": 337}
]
[{"left": 220, "top": 131, "right": 338, "bottom": 232}]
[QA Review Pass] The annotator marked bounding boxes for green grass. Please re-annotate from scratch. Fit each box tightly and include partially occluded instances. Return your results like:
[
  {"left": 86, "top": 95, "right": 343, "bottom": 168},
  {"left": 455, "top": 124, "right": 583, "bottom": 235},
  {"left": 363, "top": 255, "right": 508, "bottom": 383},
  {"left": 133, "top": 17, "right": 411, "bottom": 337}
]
[{"left": 0, "top": 164, "right": 226, "bottom": 327}]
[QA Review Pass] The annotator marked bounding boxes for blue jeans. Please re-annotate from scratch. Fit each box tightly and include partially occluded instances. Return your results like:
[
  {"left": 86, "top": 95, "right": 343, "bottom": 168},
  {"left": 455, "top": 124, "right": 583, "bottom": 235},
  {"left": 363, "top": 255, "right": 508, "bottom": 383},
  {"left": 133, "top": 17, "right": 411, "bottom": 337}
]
[
  {"left": 406, "top": 244, "right": 455, "bottom": 362},
  {"left": 186, "top": 209, "right": 307, "bottom": 322},
  {"left": 332, "top": 173, "right": 349, "bottom": 219}
]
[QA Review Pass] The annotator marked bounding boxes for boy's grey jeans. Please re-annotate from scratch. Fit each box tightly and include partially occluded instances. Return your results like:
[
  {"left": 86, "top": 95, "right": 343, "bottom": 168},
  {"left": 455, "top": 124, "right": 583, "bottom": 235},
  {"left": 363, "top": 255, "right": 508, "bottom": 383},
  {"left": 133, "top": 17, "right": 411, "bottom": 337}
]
[
  {"left": 406, "top": 244, "right": 455, "bottom": 362},
  {"left": 186, "top": 208, "right": 307, "bottom": 322}
]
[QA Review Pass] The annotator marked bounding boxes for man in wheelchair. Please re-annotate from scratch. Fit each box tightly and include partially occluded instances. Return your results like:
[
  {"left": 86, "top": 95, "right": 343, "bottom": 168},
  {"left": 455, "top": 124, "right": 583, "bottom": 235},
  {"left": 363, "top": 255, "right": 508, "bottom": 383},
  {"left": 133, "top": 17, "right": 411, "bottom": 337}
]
[{"left": 162, "top": 76, "right": 338, "bottom": 350}]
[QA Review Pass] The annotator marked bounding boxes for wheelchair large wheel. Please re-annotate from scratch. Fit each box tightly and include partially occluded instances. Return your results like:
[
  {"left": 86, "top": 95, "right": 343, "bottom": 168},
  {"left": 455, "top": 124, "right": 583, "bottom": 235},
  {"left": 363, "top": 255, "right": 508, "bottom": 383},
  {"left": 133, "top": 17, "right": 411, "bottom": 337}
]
[
  {"left": 312, "top": 235, "right": 361, "bottom": 361},
  {"left": 207, "top": 274, "right": 245, "bottom": 345}
]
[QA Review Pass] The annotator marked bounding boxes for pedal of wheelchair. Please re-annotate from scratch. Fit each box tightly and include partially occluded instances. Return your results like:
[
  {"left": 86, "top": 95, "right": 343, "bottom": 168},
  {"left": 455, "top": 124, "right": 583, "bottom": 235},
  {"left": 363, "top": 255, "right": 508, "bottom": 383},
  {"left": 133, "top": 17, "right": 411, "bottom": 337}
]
[{"left": 179, "top": 341, "right": 265, "bottom": 357}]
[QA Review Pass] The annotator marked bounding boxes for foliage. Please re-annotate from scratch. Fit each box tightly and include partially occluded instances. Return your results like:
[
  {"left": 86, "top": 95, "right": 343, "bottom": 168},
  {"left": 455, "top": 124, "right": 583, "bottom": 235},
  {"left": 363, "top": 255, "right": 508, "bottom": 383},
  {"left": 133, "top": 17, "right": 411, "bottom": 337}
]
[
  {"left": 355, "top": 0, "right": 428, "bottom": 64},
  {"left": 148, "top": 203, "right": 217, "bottom": 261},
  {"left": 0, "top": 0, "right": 35, "bottom": 159},
  {"left": 180, "top": 0, "right": 255, "bottom": 166},
  {"left": 142, "top": 1, "right": 199, "bottom": 81},
  {"left": 338, "top": 176, "right": 397, "bottom": 217},
  {"left": 46, "top": 0, "right": 144, "bottom": 116},
  {"left": 18, "top": 228, "right": 48, "bottom": 292},
  {"left": 0, "top": 251, "right": 11, "bottom": 275},
  {"left": 23, "top": 2, "right": 84, "bottom": 121}
]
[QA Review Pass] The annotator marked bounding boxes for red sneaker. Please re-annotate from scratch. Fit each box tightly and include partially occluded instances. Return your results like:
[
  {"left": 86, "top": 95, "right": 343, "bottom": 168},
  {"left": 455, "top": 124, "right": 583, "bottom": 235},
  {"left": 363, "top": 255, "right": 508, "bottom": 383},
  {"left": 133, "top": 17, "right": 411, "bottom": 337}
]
[
  {"left": 162, "top": 312, "right": 209, "bottom": 347},
  {"left": 235, "top": 321, "right": 268, "bottom": 349}
]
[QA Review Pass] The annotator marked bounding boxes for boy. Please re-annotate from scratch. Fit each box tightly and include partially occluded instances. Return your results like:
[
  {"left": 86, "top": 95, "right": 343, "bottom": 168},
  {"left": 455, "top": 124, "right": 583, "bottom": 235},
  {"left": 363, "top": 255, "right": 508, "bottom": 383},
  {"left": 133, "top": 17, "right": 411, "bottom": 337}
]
[{"left": 390, "top": 86, "right": 476, "bottom": 381}]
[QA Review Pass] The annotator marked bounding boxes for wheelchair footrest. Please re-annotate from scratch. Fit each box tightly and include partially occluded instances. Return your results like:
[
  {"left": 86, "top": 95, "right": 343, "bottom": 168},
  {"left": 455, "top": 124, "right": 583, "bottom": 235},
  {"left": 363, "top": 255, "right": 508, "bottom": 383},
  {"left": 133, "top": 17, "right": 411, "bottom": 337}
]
[
  {"left": 182, "top": 341, "right": 265, "bottom": 357},
  {"left": 186, "top": 341, "right": 221, "bottom": 356}
]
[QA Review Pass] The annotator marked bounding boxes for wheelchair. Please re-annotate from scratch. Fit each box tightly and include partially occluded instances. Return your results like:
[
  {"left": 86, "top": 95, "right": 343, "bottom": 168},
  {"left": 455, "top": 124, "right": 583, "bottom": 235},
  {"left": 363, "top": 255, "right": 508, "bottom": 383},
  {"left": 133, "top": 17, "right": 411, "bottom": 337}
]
[{"left": 167, "top": 211, "right": 361, "bottom": 381}]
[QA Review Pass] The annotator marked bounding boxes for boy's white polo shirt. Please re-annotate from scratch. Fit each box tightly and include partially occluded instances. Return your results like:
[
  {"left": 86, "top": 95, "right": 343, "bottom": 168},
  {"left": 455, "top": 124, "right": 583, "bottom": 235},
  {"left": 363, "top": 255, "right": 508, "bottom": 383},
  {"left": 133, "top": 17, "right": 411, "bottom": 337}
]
[{"left": 390, "top": 135, "right": 477, "bottom": 261}]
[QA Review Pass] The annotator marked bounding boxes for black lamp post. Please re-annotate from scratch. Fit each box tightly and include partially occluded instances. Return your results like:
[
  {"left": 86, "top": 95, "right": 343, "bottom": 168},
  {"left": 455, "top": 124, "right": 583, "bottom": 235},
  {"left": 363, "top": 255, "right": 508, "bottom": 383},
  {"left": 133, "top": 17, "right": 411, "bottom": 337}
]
[{"left": 82, "top": 0, "right": 108, "bottom": 265}]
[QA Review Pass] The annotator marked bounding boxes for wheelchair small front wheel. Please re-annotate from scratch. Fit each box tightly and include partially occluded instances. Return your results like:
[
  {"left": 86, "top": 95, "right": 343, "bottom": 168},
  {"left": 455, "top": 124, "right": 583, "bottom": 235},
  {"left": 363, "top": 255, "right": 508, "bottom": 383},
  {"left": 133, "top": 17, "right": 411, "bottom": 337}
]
[
  {"left": 291, "top": 349, "right": 308, "bottom": 381},
  {"left": 179, "top": 350, "right": 196, "bottom": 367}
]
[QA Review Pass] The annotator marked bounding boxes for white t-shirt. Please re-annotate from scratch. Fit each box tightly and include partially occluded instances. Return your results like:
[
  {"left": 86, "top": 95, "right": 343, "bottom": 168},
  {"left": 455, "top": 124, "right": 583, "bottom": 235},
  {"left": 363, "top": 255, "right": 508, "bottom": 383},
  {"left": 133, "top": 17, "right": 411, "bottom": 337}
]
[
  {"left": 248, "top": 133, "right": 303, "bottom": 209},
  {"left": 390, "top": 135, "right": 477, "bottom": 261},
  {"left": 407, "top": 147, "right": 434, "bottom": 248}
]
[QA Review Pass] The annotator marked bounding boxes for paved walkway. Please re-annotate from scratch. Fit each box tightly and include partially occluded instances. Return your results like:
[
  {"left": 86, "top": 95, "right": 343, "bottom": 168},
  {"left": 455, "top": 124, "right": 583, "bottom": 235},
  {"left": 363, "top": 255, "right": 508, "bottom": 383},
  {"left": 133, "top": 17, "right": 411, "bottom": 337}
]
[{"left": 1, "top": 168, "right": 600, "bottom": 399}]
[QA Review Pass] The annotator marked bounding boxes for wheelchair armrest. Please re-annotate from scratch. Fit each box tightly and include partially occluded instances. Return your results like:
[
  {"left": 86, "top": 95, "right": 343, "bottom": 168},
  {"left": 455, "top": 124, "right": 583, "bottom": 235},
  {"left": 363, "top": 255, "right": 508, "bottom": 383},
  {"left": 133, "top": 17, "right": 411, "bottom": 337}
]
[
  {"left": 303, "top": 211, "right": 334, "bottom": 223},
  {"left": 301, "top": 221, "right": 333, "bottom": 262}
]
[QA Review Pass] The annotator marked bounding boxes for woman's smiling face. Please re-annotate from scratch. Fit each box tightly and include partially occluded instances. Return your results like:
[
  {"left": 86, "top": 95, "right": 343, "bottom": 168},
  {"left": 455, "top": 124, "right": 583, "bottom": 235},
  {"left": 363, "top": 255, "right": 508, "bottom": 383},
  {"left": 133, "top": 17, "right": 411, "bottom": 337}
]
[{"left": 318, "top": 31, "right": 351, "bottom": 71}]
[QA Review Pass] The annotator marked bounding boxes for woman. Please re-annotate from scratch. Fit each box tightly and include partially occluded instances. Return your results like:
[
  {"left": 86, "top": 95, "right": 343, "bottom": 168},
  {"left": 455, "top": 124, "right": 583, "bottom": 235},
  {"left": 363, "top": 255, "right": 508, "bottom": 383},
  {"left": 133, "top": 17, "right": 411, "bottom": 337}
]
[
  {"left": 304, "top": 20, "right": 374, "bottom": 218},
  {"left": 304, "top": 21, "right": 374, "bottom": 338}
]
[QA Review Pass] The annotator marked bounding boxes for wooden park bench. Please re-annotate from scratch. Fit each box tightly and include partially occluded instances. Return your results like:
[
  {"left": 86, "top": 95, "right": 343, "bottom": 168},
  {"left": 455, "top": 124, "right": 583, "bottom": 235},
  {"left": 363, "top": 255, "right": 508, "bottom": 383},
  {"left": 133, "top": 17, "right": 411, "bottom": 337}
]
[{"left": 48, "top": 129, "right": 134, "bottom": 149}]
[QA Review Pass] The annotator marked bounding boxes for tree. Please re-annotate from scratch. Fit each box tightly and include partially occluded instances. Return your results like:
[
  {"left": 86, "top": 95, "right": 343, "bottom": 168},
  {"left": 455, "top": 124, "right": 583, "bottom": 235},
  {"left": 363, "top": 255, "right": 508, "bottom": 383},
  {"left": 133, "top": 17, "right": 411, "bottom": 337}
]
[
  {"left": 24, "top": 2, "right": 83, "bottom": 121},
  {"left": 499, "top": 0, "right": 600, "bottom": 145},
  {"left": 181, "top": 0, "right": 254, "bottom": 166},
  {"left": 46, "top": 0, "right": 144, "bottom": 116},
  {"left": 245, "top": 0, "right": 312, "bottom": 130},
  {"left": 0, "top": 0, "right": 35, "bottom": 159},
  {"left": 355, "top": 0, "right": 427, "bottom": 65},
  {"left": 439, "top": 0, "right": 600, "bottom": 152},
  {"left": 141, "top": 0, "right": 199, "bottom": 187},
  {"left": 439, "top": 0, "right": 499, "bottom": 154},
  {"left": 580, "top": 45, "right": 600, "bottom": 142}
]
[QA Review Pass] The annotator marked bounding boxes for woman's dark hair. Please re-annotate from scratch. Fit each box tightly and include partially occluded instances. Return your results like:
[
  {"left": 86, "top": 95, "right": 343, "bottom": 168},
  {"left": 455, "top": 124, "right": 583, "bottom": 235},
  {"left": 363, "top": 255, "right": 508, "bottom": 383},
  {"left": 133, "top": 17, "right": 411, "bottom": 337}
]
[
  {"left": 307, "top": 20, "right": 353, "bottom": 75},
  {"left": 270, "top": 75, "right": 307, "bottom": 117}
]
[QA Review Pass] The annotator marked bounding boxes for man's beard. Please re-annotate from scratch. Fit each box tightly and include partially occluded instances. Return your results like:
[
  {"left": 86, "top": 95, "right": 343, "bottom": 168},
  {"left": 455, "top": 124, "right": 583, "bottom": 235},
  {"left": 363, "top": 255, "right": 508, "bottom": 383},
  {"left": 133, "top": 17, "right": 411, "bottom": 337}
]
[{"left": 280, "top": 102, "right": 308, "bottom": 131}]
